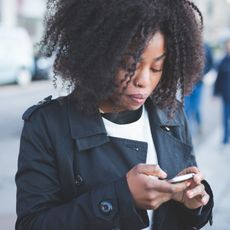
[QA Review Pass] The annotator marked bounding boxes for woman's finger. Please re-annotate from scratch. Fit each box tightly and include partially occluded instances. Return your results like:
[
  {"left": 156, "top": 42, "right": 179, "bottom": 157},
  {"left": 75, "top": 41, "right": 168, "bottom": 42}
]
[
  {"left": 193, "top": 172, "right": 204, "bottom": 184},
  {"left": 201, "top": 192, "right": 210, "bottom": 205},
  {"left": 136, "top": 164, "right": 167, "bottom": 179},
  {"left": 147, "top": 178, "right": 190, "bottom": 194},
  {"left": 177, "top": 166, "right": 200, "bottom": 176},
  {"left": 186, "top": 183, "right": 205, "bottom": 199}
]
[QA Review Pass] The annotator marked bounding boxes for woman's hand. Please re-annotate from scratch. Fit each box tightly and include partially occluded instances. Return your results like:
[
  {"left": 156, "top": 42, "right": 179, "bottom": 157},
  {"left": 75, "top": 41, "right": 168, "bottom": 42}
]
[
  {"left": 126, "top": 164, "right": 190, "bottom": 210},
  {"left": 172, "top": 167, "right": 210, "bottom": 210}
]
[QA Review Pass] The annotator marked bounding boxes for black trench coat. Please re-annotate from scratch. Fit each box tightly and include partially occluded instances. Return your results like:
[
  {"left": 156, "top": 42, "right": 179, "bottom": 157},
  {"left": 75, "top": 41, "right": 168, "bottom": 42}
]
[{"left": 15, "top": 96, "right": 213, "bottom": 230}]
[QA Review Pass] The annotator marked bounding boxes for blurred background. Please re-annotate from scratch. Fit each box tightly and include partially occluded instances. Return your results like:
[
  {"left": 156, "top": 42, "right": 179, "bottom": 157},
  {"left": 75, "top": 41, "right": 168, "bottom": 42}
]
[{"left": 0, "top": 0, "right": 230, "bottom": 229}]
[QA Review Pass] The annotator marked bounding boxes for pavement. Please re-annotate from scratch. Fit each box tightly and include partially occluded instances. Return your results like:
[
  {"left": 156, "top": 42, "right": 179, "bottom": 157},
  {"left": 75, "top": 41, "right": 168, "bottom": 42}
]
[{"left": 195, "top": 127, "right": 230, "bottom": 230}]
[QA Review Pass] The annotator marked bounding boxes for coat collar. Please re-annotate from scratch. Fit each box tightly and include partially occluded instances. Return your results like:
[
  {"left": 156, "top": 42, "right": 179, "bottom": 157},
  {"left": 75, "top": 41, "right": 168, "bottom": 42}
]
[
  {"left": 68, "top": 97, "right": 182, "bottom": 151},
  {"left": 145, "top": 98, "right": 181, "bottom": 127},
  {"left": 67, "top": 97, "right": 109, "bottom": 151}
]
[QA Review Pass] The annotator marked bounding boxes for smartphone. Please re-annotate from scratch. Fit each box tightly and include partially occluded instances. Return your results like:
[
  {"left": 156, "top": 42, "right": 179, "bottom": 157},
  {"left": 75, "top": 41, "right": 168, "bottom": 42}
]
[{"left": 167, "top": 173, "right": 195, "bottom": 184}]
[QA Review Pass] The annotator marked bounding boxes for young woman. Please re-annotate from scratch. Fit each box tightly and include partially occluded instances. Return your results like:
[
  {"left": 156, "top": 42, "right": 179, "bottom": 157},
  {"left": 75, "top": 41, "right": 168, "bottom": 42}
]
[{"left": 16, "top": 0, "right": 214, "bottom": 229}]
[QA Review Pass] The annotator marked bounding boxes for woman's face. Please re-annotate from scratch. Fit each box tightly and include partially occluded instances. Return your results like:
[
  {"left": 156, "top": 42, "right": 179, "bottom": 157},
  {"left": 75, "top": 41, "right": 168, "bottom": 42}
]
[{"left": 100, "top": 31, "right": 166, "bottom": 113}]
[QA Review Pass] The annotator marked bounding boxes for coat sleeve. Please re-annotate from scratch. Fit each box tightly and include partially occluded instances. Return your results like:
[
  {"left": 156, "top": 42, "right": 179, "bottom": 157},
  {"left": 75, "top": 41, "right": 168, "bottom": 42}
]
[
  {"left": 171, "top": 180, "right": 213, "bottom": 229},
  {"left": 15, "top": 113, "right": 148, "bottom": 230}
]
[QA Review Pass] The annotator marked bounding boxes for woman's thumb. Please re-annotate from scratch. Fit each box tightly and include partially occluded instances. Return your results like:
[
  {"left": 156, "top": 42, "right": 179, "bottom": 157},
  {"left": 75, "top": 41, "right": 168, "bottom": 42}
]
[{"left": 136, "top": 164, "right": 167, "bottom": 179}]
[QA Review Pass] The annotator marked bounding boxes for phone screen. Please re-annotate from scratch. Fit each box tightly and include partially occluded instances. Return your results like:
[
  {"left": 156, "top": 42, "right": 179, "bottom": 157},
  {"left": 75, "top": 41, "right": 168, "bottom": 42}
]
[{"left": 168, "top": 173, "right": 195, "bottom": 184}]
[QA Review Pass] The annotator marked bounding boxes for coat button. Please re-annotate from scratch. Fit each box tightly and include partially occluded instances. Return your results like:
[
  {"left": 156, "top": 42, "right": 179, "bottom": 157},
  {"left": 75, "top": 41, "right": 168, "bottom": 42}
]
[
  {"left": 99, "top": 201, "right": 113, "bottom": 215},
  {"left": 75, "top": 174, "right": 83, "bottom": 186},
  {"left": 165, "top": 126, "right": 170, "bottom": 132}
]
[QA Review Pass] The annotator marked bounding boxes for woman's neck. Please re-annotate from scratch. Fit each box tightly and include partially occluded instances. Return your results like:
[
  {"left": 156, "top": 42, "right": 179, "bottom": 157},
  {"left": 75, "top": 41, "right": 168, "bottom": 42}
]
[{"left": 100, "top": 106, "right": 143, "bottom": 124}]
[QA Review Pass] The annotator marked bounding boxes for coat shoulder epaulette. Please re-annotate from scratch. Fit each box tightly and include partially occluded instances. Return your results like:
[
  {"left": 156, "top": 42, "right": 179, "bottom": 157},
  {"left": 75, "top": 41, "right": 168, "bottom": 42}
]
[{"left": 22, "top": 95, "right": 53, "bottom": 121}]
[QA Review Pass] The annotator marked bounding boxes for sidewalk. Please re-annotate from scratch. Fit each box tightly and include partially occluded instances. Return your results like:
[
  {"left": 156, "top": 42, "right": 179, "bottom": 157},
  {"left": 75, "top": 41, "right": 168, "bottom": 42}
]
[
  {"left": 196, "top": 127, "right": 230, "bottom": 230},
  {"left": 0, "top": 216, "right": 16, "bottom": 230}
]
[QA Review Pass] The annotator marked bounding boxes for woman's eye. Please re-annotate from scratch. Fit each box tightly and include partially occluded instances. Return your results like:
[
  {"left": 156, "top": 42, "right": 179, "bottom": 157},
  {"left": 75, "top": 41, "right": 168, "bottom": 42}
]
[{"left": 151, "top": 68, "right": 163, "bottom": 73}]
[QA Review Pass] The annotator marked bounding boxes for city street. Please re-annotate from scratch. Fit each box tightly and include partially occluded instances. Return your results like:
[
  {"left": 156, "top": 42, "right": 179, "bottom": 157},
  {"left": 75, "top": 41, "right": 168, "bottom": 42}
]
[
  {"left": 0, "top": 79, "right": 229, "bottom": 230},
  {"left": 0, "top": 0, "right": 229, "bottom": 229},
  {"left": 0, "top": 80, "right": 65, "bottom": 230}
]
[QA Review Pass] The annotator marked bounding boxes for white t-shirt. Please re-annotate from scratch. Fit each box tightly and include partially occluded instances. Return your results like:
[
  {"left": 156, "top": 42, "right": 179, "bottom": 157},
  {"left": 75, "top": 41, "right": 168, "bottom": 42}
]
[{"left": 102, "top": 106, "right": 158, "bottom": 230}]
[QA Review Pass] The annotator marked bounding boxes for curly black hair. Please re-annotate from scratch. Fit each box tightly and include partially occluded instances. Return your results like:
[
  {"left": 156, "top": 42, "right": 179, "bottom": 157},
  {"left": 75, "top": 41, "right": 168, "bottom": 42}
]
[{"left": 40, "top": 0, "right": 204, "bottom": 114}]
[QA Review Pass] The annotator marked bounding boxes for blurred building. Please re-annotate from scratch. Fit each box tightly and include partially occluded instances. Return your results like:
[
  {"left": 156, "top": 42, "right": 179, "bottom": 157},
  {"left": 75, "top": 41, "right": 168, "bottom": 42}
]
[
  {"left": 0, "top": 0, "right": 17, "bottom": 28},
  {"left": 194, "top": 0, "right": 230, "bottom": 43},
  {"left": 18, "top": 0, "right": 46, "bottom": 44},
  {"left": 0, "top": 0, "right": 46, "bottom": 45},
  {"left": 0, "top": 0, "right": 230, "bottom": 45}
]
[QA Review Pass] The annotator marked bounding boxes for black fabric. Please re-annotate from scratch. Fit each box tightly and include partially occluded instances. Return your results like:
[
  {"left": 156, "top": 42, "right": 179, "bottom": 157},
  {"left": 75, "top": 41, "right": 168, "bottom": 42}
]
[
  {"left": 101, "top": 106, "right": 142, "bottom": 124},
  {"left": 214, "top": 55, "right": 230, "bottom": 102},
  {"left": 15, "top": 96, "right": 214, "bottom": 230}
]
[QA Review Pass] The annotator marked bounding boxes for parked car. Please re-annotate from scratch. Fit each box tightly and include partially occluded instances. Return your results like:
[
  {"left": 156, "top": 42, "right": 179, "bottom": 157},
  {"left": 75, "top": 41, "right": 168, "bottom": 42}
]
[
  {"left": 0, "top": 27, "right": 34, "bottom": 86},
  {"left": 33, "top": 53, "right": 54, "bottom": 80}
]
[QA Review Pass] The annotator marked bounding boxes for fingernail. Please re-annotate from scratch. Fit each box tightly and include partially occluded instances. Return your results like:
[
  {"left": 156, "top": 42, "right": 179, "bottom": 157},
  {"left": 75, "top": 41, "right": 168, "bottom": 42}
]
[
  {"left": 187, "top": 191, "right": 193, "bottom": 198},
  {"left": 161, "top": 170, "right": 167, "bottom": 177},
  {"left": 189, "top": 194, "right": 193, "bottom": 199},
  {"left": 186, "top": 181, "right": 191, "bottom": 187}
]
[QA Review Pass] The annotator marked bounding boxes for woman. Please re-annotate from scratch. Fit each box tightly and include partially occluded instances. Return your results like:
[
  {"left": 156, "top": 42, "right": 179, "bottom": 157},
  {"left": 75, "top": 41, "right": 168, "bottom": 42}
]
[
  {"left": 16, "top": 0, "right": 214, "bottom": 229},
  {"left": 214, "top": 39, "right": 230, "bottom": 145}
]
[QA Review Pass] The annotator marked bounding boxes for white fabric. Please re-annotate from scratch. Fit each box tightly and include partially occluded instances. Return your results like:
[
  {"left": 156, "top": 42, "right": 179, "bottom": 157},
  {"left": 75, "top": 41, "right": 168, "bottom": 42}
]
[{"left": 102, "top": 106, "right": 158, "bottom": 230}]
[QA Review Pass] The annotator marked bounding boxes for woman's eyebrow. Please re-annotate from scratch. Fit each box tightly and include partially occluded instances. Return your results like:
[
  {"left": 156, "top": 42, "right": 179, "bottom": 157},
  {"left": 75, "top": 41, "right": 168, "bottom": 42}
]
[
  {"left": 139, "top": 52, "right": 166, "bottom": 63},
  {"left": 153, "top": 53, "right": 166, "bottom": 62}
]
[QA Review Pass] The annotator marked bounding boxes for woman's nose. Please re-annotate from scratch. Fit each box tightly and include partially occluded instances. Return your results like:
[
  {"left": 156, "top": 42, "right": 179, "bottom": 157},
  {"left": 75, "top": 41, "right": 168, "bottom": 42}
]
[{"left": 133, "top": 68, "right": 150, "bottom": 88}]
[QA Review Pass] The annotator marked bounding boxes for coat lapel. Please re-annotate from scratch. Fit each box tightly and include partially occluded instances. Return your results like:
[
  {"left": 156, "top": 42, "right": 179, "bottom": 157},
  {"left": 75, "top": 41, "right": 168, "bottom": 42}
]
[{"left": 145, "top": 99, "right": 194, "bottom": 179}]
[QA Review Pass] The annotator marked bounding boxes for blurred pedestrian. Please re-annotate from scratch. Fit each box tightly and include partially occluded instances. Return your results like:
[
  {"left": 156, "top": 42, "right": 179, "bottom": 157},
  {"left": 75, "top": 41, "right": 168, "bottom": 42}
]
[
  {"left": 184, "top": 43, "right": 213, "bottom": 135},
  {"left": 15, "top": 0, "right": 214, "bottom": 230},
  {"left": 214, "top": 39, "right": 230, "bottom": 144}
]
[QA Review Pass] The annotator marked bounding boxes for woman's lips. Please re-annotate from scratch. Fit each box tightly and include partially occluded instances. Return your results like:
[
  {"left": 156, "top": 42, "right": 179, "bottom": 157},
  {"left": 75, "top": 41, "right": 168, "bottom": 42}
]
[{"left": 127, "top": 94, "right": 147, "bottom": 104}]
